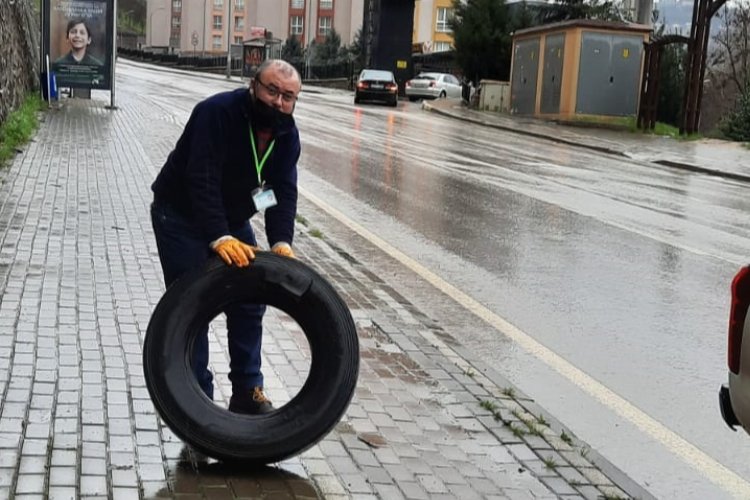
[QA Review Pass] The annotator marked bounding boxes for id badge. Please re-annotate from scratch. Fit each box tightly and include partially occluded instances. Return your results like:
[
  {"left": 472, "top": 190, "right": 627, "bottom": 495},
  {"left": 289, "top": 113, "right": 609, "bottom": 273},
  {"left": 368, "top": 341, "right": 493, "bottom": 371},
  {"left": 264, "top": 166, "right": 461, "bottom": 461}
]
[{"left": 252, "top": 186, "right": 278, "bottom": 212}]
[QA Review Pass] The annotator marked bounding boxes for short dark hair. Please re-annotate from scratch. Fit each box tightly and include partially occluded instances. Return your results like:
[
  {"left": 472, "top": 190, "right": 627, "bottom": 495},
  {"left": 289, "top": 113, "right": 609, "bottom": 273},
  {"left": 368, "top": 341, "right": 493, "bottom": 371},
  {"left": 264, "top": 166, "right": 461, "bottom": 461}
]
[{"left": 66, "top": 19, "right": 91, "bottom": 37}]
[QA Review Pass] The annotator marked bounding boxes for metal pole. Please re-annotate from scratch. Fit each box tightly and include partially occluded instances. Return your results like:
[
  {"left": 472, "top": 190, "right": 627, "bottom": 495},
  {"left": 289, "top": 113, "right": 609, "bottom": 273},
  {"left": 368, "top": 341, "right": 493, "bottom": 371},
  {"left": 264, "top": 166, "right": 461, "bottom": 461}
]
[
  {"left": 225, "top": 0, "right": 232, "bottom": 78},
  {"left": 108, "top": 0, "right": 118, "bottom": 109},
  {"left": 202, "top": 0, "right": 206, "bottom": 56},
  {"left": 305, "top": 0, "right": 313, "bottom": 79}
]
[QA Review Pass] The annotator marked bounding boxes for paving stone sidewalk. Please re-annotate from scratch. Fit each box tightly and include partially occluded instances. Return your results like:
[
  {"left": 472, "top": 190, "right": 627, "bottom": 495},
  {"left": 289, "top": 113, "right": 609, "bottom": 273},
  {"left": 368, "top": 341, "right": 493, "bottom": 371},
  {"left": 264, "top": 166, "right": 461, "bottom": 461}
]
[{"left": 0, "top": 91, "right": 651, "bottom": 499}]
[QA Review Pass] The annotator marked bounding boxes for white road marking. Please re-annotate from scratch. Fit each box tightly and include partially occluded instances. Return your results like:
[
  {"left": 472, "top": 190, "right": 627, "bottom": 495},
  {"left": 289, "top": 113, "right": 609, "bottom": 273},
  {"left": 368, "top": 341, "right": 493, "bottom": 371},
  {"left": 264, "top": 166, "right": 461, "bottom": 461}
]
[{"left": 301, "top": 186, "right": 750, "bottom": 499}]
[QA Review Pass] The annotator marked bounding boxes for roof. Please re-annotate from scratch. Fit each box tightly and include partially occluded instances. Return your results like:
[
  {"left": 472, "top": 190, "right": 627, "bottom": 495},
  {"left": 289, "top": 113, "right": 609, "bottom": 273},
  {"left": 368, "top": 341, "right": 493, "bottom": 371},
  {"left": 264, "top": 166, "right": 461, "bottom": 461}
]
[{"left": 513, "top": 19, "right": 653, "bottom": 37}]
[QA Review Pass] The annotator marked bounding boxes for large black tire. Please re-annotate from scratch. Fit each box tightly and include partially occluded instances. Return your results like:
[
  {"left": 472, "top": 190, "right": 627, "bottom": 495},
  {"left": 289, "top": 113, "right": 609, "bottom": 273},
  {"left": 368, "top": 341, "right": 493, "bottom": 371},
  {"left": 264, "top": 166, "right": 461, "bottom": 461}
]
[{"left": 143, "top": 253, "right": 359, "bottom": 465}]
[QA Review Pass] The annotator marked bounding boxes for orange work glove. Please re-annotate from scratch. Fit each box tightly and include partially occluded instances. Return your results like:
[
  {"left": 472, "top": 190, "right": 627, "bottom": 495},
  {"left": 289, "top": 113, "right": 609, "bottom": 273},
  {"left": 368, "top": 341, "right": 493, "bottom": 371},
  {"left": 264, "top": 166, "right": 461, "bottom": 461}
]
[
  {"left": 213, "top": 237, "right": 256, "bottom": 267},
  {"left": 272, "top": 243, "right": 295, "bottom": 259}
]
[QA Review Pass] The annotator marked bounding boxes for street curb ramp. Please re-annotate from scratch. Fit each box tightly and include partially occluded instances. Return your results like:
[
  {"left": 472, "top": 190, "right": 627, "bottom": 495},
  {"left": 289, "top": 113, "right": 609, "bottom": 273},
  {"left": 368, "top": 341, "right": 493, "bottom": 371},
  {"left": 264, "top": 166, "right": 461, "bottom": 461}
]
[{"left": 143, "top": 253, "right": 360, "bottom": 465}]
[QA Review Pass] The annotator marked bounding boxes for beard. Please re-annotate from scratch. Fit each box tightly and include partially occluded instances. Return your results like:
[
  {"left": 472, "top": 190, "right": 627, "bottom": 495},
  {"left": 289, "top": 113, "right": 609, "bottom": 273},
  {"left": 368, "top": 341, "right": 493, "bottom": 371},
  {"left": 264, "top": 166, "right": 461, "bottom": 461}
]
[{"left": 251, "top": 92, "right": 285, "bottom": 129}]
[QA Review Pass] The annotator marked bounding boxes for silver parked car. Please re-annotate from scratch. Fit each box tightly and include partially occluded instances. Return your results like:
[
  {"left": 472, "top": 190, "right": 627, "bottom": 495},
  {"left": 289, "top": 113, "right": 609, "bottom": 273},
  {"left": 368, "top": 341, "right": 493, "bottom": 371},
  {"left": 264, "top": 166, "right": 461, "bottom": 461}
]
[
  {"left": 720, "top": 265, "right": 750, "bottom": 433},
  {"left": 405, "top": 72, "right": 462, "bottom": 101}
]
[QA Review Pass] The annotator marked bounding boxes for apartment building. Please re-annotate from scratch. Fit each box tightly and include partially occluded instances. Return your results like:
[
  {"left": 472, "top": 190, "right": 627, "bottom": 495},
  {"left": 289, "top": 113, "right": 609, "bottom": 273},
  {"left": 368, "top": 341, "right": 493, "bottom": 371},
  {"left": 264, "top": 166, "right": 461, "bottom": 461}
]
[
  {"left": 413, "top": 0, "right": 456, "bottom": 53},
  {"left": 146, "top": 0, "right": 364, "bottom": 54},
  {"left": 145, "top": 0, "right": 459, "bottom": 56}
]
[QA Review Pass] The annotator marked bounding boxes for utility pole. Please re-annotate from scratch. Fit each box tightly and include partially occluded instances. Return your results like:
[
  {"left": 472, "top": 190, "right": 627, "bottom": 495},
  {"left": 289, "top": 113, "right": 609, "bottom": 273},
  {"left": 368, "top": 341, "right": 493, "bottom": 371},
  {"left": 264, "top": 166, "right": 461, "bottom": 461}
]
[
  {"left": 305, "top": 0, "right": 314, "bottom": 79},
  {"left": 225, "top": 0, "right": 232, "bottom": 78},
  {"left": 202, "top": 0, "right": 207, "bottom": 56}
]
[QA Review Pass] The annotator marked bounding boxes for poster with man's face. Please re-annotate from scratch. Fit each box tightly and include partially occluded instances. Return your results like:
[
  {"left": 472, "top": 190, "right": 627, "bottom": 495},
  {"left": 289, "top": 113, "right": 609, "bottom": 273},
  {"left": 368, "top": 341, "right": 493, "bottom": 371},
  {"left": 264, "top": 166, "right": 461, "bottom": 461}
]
[{"left": 44, "top": 0, "right": 113, "bottom": 89}]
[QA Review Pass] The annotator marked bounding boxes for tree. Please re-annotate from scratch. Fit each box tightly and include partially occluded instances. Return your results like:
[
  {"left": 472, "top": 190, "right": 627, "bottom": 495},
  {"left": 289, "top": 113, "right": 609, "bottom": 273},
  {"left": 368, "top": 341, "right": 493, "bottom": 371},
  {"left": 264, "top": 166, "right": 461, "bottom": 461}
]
[
  {"left": 708, "top": 4, "right": 750, "bottom": 100},
  {"left": 656, "top": 41, "right": 688, "bottom": 127},
  {"left": 649, "top": 13, "right": 688, "bottom": 127},
  {"left": 347, "top": 27, "right": 365, "bottom": 67},
  {"left": 281, "top": 35, "right": 304, "bottom": 64},
  {"left": 450, "top": 0, "right": 515, "bottom": 83},
  {"left": 510, "top": 1, "right": 538, "bottom": 31},
  {"left": 313, "top": 28, "right": 344, "bottom": 64},
  {"left": 538, "top": 0, "right": 623, "bottom": 24},
  {"left": 705, "top": 2, "right": 750, "bottom": 136},
  {"left": 720, "top": 84, "right": 750, "bottom": 141},
  {"left": 118, "top": 0, "right": 146, "bottom": 34}
]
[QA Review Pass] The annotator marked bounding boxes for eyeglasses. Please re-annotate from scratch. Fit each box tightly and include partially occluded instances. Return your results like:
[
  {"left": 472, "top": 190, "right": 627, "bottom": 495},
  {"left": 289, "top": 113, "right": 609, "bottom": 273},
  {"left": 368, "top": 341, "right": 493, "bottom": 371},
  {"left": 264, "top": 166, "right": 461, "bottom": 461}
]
[{"left": 255, "top": 78, "right": 298, "bottom": 104}]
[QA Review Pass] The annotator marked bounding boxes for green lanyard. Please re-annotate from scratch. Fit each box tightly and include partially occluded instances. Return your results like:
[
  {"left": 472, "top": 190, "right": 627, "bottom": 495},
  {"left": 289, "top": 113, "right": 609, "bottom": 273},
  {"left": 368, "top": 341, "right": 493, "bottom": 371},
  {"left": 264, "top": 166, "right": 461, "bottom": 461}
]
[{"left": 249, "top": 127, "right": 276, "bottom": 185}]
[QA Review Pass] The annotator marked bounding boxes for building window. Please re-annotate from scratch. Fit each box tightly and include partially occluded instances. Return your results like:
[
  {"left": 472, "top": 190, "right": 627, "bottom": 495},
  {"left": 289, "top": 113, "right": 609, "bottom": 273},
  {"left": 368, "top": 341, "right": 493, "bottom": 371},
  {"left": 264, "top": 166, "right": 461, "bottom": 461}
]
[
  {"left": 318, "top": 16, "right": 331, "bottom": 36},
  {"left": 213, "top": 35, "right": 222, "bottom": 48},
  {"left": 320, "top": 0, "right": 333, "bottom": 9},
  {"left": 234, "top": 16, "right": 244, "bottom": 31},
  {"left": 291, "top": 0, "right": 304, "bottom": 8},
  {"left": 213, "top": 15, "right": 222, "bottom": 29},
  {"left": 436, "top": 8, "right": 453, "bottom": 32},
  {"left": 433, "top": 41, "right": 451, "bottom": 52},
  {"left": 234, "top": 0, "right": 244, "bottom": 10},
  {"left": 234, "top": 35, "right": 243, "bottom": 44},
  {"left": 290, "top": 16, "right": 303, "bottom": 35},
  {"left": 172, "top": 0, "right": 181, "bottom": 9},
  {"left": 171, "top": 16, "right": 181, "bottom": 28},
  {"left": 213, "top": 0, "right": 223, "bottom": 8}
]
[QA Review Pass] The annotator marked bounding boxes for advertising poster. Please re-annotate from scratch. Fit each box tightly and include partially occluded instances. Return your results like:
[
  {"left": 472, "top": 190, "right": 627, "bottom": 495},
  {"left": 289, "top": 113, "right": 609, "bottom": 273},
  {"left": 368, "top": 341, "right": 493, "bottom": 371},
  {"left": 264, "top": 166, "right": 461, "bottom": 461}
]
[
  {"left": 243, "top": 44, "right": 265, "bottom": 78},
  {"left": 44, "top": 0, "right": 113, "bottom": 89}
]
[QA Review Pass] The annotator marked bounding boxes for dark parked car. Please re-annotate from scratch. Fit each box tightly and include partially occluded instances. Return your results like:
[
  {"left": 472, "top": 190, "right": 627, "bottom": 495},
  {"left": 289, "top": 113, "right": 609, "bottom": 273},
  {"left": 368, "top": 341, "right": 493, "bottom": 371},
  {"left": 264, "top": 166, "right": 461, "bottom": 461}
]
[
  {"left": 354, "top": 69, "right": 398, "bottom": 107},
  {"left": 720, "top": 265, "right": 750, "bottom": 433}
]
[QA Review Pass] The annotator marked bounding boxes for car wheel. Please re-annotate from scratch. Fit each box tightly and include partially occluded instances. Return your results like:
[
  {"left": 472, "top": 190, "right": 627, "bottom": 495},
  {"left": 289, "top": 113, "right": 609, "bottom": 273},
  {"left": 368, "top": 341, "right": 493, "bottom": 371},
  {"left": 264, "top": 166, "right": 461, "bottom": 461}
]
[
  {"left": 439, "top": 90, "right": 447, "bottom": 98},
  {"left": 408, "top": 97, "right": 418, "bottom": 102},
  {"left": 143, "top": 254, "right": 359, "bottom": 465},
  {"left": 390, "top": 99, "right": 398, "bottom": 107},
  {"left": 354, "top": 96, "right": 361, "bottom": 104}
]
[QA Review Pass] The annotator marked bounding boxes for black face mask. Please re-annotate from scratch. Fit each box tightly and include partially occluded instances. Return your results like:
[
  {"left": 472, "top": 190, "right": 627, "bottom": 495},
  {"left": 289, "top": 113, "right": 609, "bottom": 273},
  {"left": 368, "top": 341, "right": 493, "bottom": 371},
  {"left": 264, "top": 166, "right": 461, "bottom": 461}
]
[{"left": 251, "top": 87, "right": 284, "bottom": 129}]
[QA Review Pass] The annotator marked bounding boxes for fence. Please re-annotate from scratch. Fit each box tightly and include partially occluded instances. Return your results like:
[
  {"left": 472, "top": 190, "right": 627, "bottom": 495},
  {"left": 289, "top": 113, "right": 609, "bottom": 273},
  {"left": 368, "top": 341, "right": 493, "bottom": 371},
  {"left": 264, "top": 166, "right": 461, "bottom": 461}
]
[{"left": 118, "top": 48, "right": 358, "bottom": 85}]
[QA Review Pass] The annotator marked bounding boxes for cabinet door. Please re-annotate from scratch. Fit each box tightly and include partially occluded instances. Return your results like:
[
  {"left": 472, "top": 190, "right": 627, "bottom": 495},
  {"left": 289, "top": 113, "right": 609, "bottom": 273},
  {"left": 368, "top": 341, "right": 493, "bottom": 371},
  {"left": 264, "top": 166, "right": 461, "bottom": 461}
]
[
  {"left": 511, "top": 38, "right": 540, "bottom": 115},
  {"left": 541, "top": 33, "right": 565, "bottom": 114},
  {"left": 577, "top": 32, "right": 644, "bottom": 116},
  {"left": 576, "top": 32, "right": 612, "bottom": 115}
]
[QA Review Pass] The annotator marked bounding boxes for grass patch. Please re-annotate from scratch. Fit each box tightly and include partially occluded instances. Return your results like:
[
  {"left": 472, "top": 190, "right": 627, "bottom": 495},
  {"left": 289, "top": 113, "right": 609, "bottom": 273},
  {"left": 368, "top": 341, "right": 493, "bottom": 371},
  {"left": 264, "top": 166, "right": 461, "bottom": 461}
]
[
  {"left": 564, "top": 114, "right": 703, "bottom": 140},
  {"left": 509, "top": 423, "right": 526, "bottom": 438},
  {"left": 0, "top": 94, "right": 44, "bottom": 167},
  {"left": 479, "top": 400, "right": 506, "bottom": 423},
  {"left": 542, "top": 455, "right": 557, "bottom": 469},
  {"left": 560, "top": 430, "right": 573, "bottom": 445},
  {"left": 480, "top": 400, "right": 497, "bottom": 412},
  {"left": 570, "top": 114, "right": 635, "bottom": 128},
  {"left": 309, "top": 229, "right": 323, "bottom": 238},
  {"left": 647, "top": 121, "right": 702, "bottom": 140},
  {"left": 295, "top": 215, "right": 309, "bottom": 226},
  {"left": 501, "top": 387, "right": 516, "bottom": 398},
  {"left": 535, "top": 414, "right": 549, "bottom": 427},
  {"left": 511, "top": 409, "right": 544, "bottom": 436}
]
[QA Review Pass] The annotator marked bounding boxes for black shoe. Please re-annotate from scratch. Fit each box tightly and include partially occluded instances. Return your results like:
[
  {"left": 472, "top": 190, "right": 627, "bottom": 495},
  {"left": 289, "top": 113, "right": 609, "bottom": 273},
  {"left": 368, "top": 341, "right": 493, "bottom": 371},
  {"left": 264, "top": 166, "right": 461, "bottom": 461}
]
[{"left": 228, "top": 386, "right": 274, "bottom": 415}]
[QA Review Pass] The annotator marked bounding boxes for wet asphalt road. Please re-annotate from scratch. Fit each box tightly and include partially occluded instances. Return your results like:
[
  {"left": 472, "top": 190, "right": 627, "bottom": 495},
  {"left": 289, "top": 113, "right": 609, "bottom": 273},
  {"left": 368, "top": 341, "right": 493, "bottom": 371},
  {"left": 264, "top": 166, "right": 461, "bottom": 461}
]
[{"left": 118, "top": 59, "right": 750, "bottom": 499}]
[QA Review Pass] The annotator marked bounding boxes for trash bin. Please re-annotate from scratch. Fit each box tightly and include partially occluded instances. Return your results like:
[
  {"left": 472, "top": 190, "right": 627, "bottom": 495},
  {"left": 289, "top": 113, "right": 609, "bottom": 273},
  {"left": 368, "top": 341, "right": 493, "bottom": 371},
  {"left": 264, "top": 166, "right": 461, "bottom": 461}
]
[{"left": 41, "top": 72, "right": 58, "bottom": 101}]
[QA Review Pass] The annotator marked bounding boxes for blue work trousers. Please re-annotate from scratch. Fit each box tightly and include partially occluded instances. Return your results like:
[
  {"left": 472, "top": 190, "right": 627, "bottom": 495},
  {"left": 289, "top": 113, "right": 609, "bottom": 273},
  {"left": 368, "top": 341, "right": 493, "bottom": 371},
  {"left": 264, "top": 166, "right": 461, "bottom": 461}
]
[{"left": 150, "top": 201, "right": 265, "bottom": 399}]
